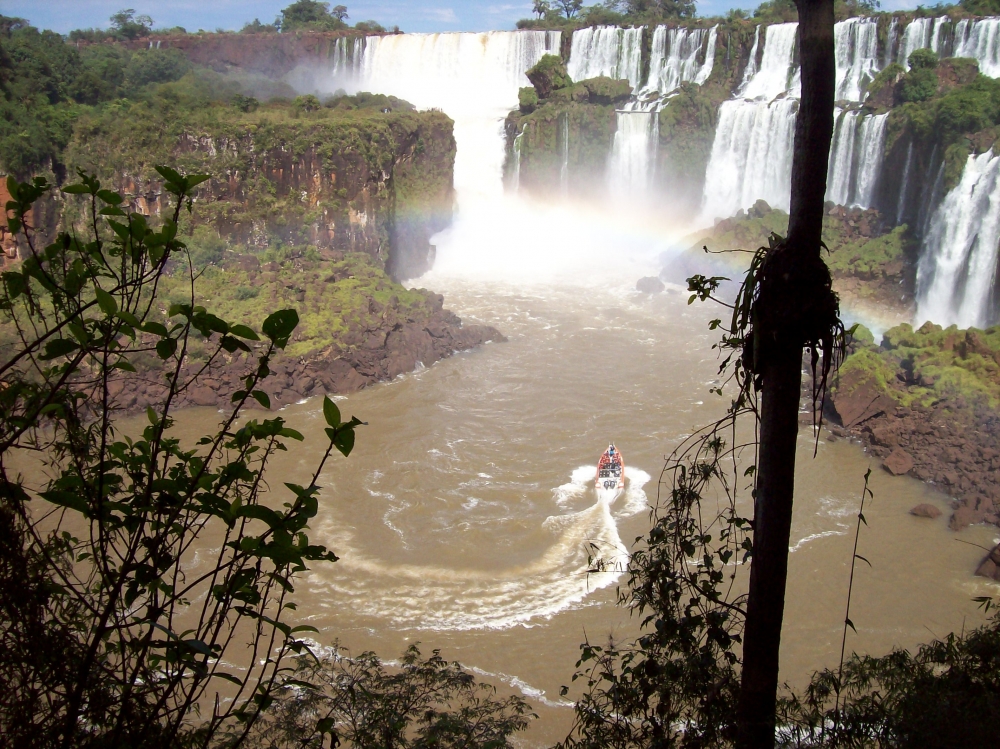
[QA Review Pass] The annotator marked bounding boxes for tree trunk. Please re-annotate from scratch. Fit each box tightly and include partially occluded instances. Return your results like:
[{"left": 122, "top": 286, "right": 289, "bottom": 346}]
[{"left": 735, "top": 2, "right": 836, "bottom": 747}]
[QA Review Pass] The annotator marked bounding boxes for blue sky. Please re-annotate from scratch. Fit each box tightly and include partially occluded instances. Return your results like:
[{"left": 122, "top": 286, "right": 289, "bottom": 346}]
[{"left": 4, "top": 1, "right": 923, "bottom": 35}]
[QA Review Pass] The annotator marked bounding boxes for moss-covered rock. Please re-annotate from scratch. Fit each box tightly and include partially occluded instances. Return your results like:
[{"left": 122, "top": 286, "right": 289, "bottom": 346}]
[
  {"left": 581, "top": 76, "right": 633, "bottom": 105},
  {"left": 518, "top": 86, "right": 539, "bottom": 114},
  {"left": 526, "top": 54, "right": 573, "bottom": 99}
]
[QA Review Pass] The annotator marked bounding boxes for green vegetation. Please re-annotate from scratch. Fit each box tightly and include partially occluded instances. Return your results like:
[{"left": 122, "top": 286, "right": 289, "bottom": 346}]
[
  {"left": 279, "top": 1, "right": 350, "bottom": 32},
  {"left": 692, "top": 200, "right": 916, "bottom": 301},
  {"left": 156, "top": 250, "right": 440, "bottom": 359},
  {"left": 0, "top": 16, "right": 193, "bottom": 177},
  {"left": 0, "top": 169, "right": 364, "bottom": 747},
  {"left": 835, "top": 320, "right": 1000, "bottom": 409},
  {"left": 506, "top": 59, "right": 629, "bottom": 194},
  {"left": 247, "top": 643, "right": 534, "bottom": 748},
  {"left": 778, "top": 612, "right": 1000, "bottom": 747}
]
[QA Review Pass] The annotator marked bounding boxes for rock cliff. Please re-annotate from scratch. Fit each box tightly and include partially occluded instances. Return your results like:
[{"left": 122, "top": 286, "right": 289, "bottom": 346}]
[{"left": 65, "top": 97, "right": 455, "bottom": 282}]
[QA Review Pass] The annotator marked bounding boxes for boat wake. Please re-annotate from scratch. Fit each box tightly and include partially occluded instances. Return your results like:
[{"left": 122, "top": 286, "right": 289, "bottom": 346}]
[{"left": 308, "top": 464, "right": 650, "bottom": 630}]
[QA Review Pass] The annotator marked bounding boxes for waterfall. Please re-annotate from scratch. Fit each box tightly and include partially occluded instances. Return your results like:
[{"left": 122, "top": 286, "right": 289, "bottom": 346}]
[
  {"left": 853, "top": 112, "right": 888, "bottom": 207},
  {"left": 917, "top": 150, "right": 1000, "bottom": 328},
  {"left": 608, "top": 110, "right": 658, "bottom": 199},
  {"left": 834, "top": 18, "right": 879, "bottom": 101},
  {"left": 700, "top": 23, "right": 799, "bottom": 221},
  {"left": 826, "top": 110, "right": 887, "bottom": 208},
  {"left": 826, "top": 109, "right": 860, "bottom": 206},
  {"left": 897, "top": 17, "right": 933, "bottom": 65},
  {"left": 352, "top": 31, "right": 559, "bottom": 202},
  {"left": 930, "top": 15, "right": 950, "bottom": 55},
  {"left": 884, "top": 18, "right": 898, "bottom": 68},
  {"left": 700, "top": 98, "right": 798, "bottom": 221},
  {"left": 739, "top": 22, "right": 800, "bottom": 100},
  {"left": 559, "top": 112, "right": 570, "bottom": 197},
  {"left": 742, "top": 26, "right": 761, "bottom": 88},
  {"left": 645, "top": 25, "right": 718, "bottom": 95},
  {"left": 511, "top": 124, "right": 525, "bottom": 193},
  {"left": 330, "top": 36, "right": 364, "bottom": 88},
  {"left": 896, "top": 141, "right": 914, "bottom": 225},
  {"left": 567, "top": 26, "right": 644, "bottom": 88},
  {"left": 954, "top": 17, "right": 1000, "bottom": 78}
]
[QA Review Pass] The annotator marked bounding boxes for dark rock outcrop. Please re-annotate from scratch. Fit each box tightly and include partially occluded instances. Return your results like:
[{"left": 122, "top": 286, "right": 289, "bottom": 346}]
[
  {"left": 636, "top": 276, "right": 665, "bottom": 294},
  {"left": 110, "top": 307, "right": 504, "bottom": 414}
]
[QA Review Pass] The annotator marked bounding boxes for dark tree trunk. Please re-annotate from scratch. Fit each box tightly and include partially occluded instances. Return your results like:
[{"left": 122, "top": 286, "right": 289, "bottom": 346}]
[{"left": 735, "top": 2, "right": 836, "bottom": 748}]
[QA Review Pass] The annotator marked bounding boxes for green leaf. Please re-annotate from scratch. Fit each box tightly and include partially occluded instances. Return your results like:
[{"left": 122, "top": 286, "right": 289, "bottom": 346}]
[
  {"left": 322, "top": 397, "right": 341, "bottom": 428},
  {"left": 290, "top": 625, "right": 319, "bottom": 634},
  {"left": 146, "top": 406, "right": 157, "bottom": 425},
  {"left": 261, "top": 309, "right": 298, "bottom": 347},
  {"left": 116, "top": 309, "right": 140, "bottom": 327},
  {"left": 96, "top": 189, "right": 123, "bottom": 205},
  {"left": 186, "top": 174, "right": 211, "bottom": 188},
  {"left": 251, "top": 390, "right": 270, "bottom": 409},
  {"left": 859, "top": 512, "right": 867, "bottom": 526},
  {"left": 156, "top": 338, "right": 177, "bottom": 360},
  {"left": 332, "top": 425, "right": 355, "bottom": 457},
  {"left": 40, "top": 338, "right": 79, "bottom": 360},
  {"left": 98, "top": 206, "right": 127, "bottom": 217},
  {"left": 141, "top": 321, "right": 169, "bottom": 337},
  {"left": 95, "top": 288, "right": 117, "bottom": 315},
  {"left": 155, "top": 165, "right": 183, "bottom": 185},
  {"left": 229, "top": 324, "right": 260, "bottom": 341},
  {"left": 854, "top": 554, "right": 871, "bottom": 567},
  {"left": 212, "top": 672, "right": 244, "bottom": 687},
  {"left": 62, "top": 183, "right": 91, "bottom": 195},
  {"left": 845, "top": 617, "right": 857, "bottom": 633},
  {"left": 113, "top": 358, "right": 137, "bottom": 373}
]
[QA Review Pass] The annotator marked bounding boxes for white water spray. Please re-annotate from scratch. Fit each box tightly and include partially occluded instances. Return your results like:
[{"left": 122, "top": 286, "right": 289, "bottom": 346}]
[{"left": 645, "top": 25, "right": 718, "bottom": 95}]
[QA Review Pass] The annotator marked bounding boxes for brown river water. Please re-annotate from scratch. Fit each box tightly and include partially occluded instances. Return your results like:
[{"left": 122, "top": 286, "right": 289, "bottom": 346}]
[{"left": 154, "top": 251, "right": 998, "bottom": 744}]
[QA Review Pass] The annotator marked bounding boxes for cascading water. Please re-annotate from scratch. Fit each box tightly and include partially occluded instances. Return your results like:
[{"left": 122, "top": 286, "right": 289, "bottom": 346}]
[
  {"left": 954, "top": 17, "right": 1000, "bottom": 78},
  {"left": 917, "top": 150, "right": 1000, "bottom": 328},
  {"left": 897, "top": 17, "right": 933, "bottom": 65},
  {"left": 826, "top": 109, "right": 887, "bottom": 208},
  {"left": 852, "top": 112, "right": 888, "bottom": 206},
  {"left": 700, "top": 23, "right": 799, "bottom": 221},
  {"left": 510, "top": 124, "right": 525, "bottom": 193},
  {"left": 834, "top": 18, "right": 879, "bottom": 101},
  {"left": 739, "top": 22, "right": 800, "bottom": 99},
  {"left": 607, "top": 110, "right": 658, "bottom": 200},
  {"left": 884, "top": 18, "right": 899, "bottom": 68},
  {"left": 644, "top": 25, "right": 718, "bottom": 95},
  {"left": 345, "top": 31, "right": 559, "bottom": 203},
  {"left": 567, "top": 26, "right": 644, "bottom": 88}
]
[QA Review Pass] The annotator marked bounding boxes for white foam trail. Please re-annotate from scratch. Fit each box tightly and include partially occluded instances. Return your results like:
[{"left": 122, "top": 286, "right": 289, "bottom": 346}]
[
  {"left": 467, "top": 666, "right": 574, "bottom": 708},
  {"left": 309, "top": 463, "right": 648, "bottom": 630}
]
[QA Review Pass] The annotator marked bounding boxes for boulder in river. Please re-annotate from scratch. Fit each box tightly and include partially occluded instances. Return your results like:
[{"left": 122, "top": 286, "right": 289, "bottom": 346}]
[
  {"left": 909, "top": 503, "right": 942, "bottom": 519},
  {"left": 975, "top": 543, "right": 1000, "bottom": 581},
  {"left": 636, "top": 276, "right": 665, "bottom": 294},
  {"left": 883, "top": 448, "right": 914, "bottom": 475}
]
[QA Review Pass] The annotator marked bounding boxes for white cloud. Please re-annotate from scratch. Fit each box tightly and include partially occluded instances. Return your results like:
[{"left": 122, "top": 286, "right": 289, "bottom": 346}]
[{"left": 427, "top": 7, "right": 459, "bottom": 23}]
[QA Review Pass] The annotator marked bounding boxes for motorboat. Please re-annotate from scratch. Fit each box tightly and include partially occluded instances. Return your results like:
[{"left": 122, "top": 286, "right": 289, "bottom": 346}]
[{"left": 595, "top": 443, "right": 625, "bottom": 499}]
